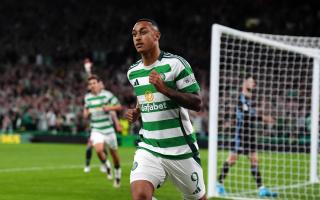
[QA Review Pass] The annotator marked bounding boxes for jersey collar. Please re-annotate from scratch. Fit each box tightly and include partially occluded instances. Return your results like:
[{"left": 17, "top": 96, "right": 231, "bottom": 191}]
[{"left": 158, "top": 50, "right": 164, "bottom": 61}]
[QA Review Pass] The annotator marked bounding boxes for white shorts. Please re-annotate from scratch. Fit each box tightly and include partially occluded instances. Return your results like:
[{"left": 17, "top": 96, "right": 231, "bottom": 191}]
[
  {"left": 130, "top": 149, "right": 206, "bottom": 200},
  {"left": 90, "top": 131, "right": 118, "bottom": 150}
]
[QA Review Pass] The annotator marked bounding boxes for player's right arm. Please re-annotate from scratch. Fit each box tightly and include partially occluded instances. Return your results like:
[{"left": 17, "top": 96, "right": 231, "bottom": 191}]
[
  {"left": 83, "top": 108, "right": 90, "bottom": 119},
  {"left": 83, "top": 95, "right": 90, "bottom": 119},
  {"left": 125, "top": 101, "right": 140, "bottom": 123}
]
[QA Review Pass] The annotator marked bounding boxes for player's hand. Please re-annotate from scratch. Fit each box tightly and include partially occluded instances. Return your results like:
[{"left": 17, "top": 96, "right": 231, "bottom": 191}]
[
  {"left": 263, "top": 115, "right": 276, "bottom": 124},
  {"left": 83, "top": 109, "right": 90, "bottom": 119},
  {"left": 83, "top": 58, "right": 92, "bottom": 75},
  {"left": 149, "top": 70, "right": 168, "bottom": 95},
  {"left": 115, "top": 123, "right": 122, "bottom": 132},
  {"left": 125, "top": 108, "right": 140, "bottom": 123}
]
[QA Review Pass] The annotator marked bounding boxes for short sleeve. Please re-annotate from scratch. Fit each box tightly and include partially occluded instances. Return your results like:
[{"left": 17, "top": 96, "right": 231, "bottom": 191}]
[{"left": 174, "top": 57, "right": 200, "bottom": 93}]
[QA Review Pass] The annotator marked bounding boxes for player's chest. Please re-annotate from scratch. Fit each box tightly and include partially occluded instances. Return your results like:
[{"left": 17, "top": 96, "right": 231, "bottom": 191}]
[
  {"left": 242, "top": 102, "right": 255, "bottom": 115},
  {"left": 133, "top": 72, "right": 176, "bottom": 102},
  {"left": 87, "top": 96, "right": 109, "bottom": 107}
]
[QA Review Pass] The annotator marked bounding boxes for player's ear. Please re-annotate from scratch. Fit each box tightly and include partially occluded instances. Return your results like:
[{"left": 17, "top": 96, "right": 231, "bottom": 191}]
[{"left": 154, "top": 31, "right": 161, "bottom": 41}]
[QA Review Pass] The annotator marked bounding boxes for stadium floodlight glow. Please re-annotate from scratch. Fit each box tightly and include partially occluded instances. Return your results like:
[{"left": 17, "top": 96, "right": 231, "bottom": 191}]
[{"left": 208, "top": 24, "right": 320, "bottom": 200}]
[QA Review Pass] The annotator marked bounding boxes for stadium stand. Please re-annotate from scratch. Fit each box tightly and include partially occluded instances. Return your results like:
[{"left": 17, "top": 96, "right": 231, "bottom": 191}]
[{"left": 0, "top": 0, "right": 318, "bottom": 147}]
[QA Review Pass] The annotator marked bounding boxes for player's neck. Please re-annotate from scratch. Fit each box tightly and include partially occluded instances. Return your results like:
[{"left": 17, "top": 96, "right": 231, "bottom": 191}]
[
  {"left": 92, "top": 89, "right": 101, "bottom": 95},
  {"left": 242, "top": 88, "right": 252, "bottom": 98},
  {"left": 141, "top": 48, "right": 161, "bottom": 67}
]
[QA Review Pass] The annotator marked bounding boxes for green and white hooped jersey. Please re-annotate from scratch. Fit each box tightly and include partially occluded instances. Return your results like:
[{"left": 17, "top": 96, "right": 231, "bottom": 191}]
[
  {"left": 84, "top": 90, "right": 120, "bottom": 135},
  {"left": 127, "top": 51, "right": 201, "bottom": 160}
]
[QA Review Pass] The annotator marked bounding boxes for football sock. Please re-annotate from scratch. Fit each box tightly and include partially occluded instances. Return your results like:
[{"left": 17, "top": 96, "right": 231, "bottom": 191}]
[
  {"left": 85, "top": 147, "right": 92, "bottom": 166},
  {"left": 218, "top": 161, "right": 230, "bottom": 183},
  {"left": 251, "top": 165, "right": 262, "bottom": 188}
]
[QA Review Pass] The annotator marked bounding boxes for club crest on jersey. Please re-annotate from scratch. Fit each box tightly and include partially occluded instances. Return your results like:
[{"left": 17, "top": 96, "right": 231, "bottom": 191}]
[{"left": 144, "top": 90, "right": 154, "bottom": 102}]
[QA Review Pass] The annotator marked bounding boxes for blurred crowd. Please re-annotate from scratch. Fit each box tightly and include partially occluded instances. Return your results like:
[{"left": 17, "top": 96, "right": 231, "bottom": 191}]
[
  {"left": 0, "top": 62, "right": 139, "bottom": 134},
  {"left": 0, "top": 61, "right": 209, "bottom": 137},
  {"left": 0, "top": 0, "right": 319, "bottom": 137}
]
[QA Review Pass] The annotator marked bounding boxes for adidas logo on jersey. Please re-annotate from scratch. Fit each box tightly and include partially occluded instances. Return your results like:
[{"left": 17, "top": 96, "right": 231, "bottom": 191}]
[{"left": 134, "top": 79, "right": 139, "bottom": 86}]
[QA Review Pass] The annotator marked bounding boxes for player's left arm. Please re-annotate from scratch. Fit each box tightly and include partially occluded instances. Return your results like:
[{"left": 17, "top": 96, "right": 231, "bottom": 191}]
[
  {"left": 83, "top": 98, "right": 91, "bottom": 119},
  {"left": 110, "top": 111, "right": 122, "bottom": 132},
  {"left": 256, "top": 107, "right": 276, "bottom": 124},
  {"left": 103, "top": 104, "right": 122, "bottom": 112},
  {"left": 149, "top": 70, "right": 202, "bottom": 112},
  {"left": 103, "top": 95, "right": 123, "bottom": 112},
  {"left": 261, "top": 115, "right": 276, "bottom": 124}
]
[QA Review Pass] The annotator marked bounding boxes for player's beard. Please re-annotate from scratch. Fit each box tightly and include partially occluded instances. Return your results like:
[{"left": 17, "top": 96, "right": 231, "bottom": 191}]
[
  {"left": 246, "top": 87, "right": 257, "bottom": 98},
  {"left": 244, "top": 88, "right": 252, "bottom": 98}
]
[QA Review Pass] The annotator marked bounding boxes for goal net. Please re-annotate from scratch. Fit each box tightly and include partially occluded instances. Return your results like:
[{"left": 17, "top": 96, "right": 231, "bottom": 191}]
[{"left": 208, "top": 24, "right": 320, "bottom": 200}]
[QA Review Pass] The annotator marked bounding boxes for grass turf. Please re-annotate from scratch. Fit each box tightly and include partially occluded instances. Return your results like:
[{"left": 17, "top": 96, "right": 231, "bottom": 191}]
[
  {"left": 0, "top": 143, "right": 319, "bottom": 200},
  {"left": 0, "top": 143, "right": 202, "bottom": 200}
]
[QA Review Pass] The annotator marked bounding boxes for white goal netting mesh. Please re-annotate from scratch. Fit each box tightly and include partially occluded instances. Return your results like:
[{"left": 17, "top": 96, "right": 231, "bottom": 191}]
[{"left": 213, "top": 30, "right": 320, "bottom": 200}]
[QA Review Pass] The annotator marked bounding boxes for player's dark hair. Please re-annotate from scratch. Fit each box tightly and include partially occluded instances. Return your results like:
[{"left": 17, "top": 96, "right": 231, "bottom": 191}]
[
  {"left": 245, "top": 74, "right": 253, "bottom": 79},
  {"left": 244, "top": 73, "right": 257, "bottom": 81},
  {"left": 87, "top": 74, "right": 101, "bottom": 82},
  {"left": 136, "top": 18, "right": 160, "bottom": 31}
]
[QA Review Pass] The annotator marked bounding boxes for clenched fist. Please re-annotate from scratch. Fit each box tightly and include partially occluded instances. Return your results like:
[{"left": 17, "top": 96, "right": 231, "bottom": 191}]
[
  {"left": 149, "top": 70, "right": 167, "bottom": 95},
  {"left": 125, "top": 108, "right": 141, "bottom": 123}
]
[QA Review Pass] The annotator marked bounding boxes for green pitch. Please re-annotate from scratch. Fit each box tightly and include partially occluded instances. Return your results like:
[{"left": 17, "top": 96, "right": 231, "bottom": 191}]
[
  {"left": 0, "top": 143, "right": 209, "bottom": 200},
  {"left": 0, "top": 143, "right": 319, "bottom": 200}
]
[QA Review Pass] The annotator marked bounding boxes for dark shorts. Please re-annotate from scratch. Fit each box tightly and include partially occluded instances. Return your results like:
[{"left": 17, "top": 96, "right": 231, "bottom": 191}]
[{"left": 231, "top": 134, "right": 257, "bottom": 154}]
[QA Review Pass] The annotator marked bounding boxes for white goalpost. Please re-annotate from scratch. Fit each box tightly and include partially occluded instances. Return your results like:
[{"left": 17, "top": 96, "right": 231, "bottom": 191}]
[{"left": 208, "top": 24, "right": 320, "bottom": 200}]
